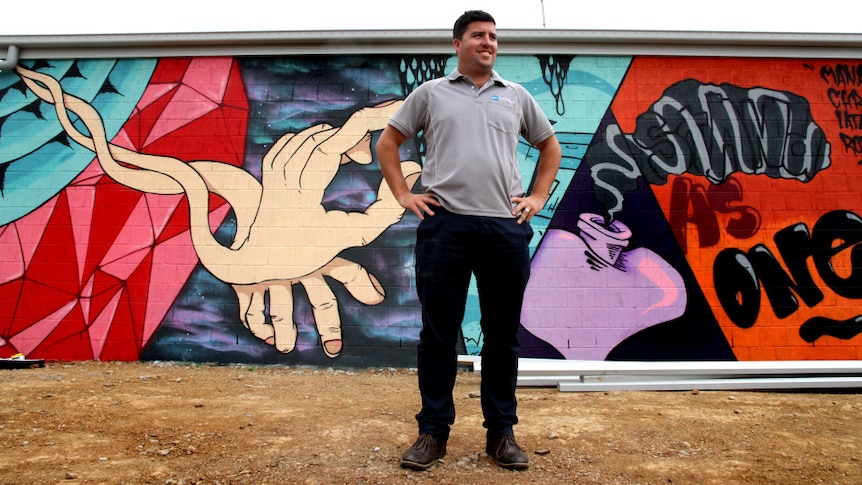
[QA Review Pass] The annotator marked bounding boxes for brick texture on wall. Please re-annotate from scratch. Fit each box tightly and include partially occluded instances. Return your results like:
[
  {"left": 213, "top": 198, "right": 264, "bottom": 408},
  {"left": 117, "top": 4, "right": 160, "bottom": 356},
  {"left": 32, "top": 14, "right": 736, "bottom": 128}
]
[{"left": 0, "top": 54, "right": 860, "bottom": 366}]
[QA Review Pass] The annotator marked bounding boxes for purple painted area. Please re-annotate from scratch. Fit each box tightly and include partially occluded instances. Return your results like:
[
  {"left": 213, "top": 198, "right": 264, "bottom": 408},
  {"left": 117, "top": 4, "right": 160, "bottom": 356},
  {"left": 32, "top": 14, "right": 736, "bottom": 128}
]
[{"left": 522, "top": 227, "right": 687, "bottom": 360}]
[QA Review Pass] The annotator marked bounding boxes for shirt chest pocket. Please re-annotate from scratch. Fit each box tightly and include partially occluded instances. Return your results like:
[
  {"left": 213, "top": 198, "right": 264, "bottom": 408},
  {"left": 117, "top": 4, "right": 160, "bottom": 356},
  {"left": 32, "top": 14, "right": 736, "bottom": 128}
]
[{"left": 486, "top": 101, "right": 520, "bottom": 134}]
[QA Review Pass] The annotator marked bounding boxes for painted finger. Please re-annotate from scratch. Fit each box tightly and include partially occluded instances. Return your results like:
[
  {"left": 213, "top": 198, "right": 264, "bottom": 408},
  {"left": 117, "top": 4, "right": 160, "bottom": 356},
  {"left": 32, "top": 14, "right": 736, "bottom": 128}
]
[
  {"left": 270, "top": 123, "right": 334, "bottom": 190},
  {"left": 233, "top": 284, "right": 273, "bottom": 341},
  {"left": 341, "top": 101, "right": 406, "bottom": 165},
  {"left": 262, "top": 132, "right": 296, "bottom": 172},
  {"left": 323, "top": 257, "right": 385, "bottom": 305},
  {"left": 312, "top": 102, "right": 400, "bottom": 162},
  {"left": 268, "top": 284, "right": 298, "bottom": 353},
  {"left": 338, "top": 101, "right": 402, "bottom": 139},
  {"left": 299, "top": 273, "right": 343, "bottom": 358},
  {"left": 343, "top": 133, "right": 373, "bottom": 165},
  {"left": 292, "top": 129, "right": 362, "bottom": 193},
  {"left": 295, "top": 102, "right": 402, "bottom": 192}
]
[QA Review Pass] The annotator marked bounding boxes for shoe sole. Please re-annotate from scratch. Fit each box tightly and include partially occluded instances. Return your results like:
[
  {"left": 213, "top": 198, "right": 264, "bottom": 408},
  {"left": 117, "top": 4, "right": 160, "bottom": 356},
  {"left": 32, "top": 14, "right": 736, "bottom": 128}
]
[
  {"left": 400, "top": 457, "right": 442, "bottom": 471},
  {"left": 400, "top": 450, "right": 445, "bottom": 471},
  {"left": 496, "top": 460, "right": 529, "bottom": 470}
]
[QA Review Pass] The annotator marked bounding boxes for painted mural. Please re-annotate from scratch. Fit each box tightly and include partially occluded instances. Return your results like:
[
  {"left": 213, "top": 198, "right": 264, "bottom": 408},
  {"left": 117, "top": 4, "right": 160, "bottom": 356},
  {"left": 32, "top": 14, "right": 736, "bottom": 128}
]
[{"left": 0, "top": 54, "right": 859, "bottom": 366}]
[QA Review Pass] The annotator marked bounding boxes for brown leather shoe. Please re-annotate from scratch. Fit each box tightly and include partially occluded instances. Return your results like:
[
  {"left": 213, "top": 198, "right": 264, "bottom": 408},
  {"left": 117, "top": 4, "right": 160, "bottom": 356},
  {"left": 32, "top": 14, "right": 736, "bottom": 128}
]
[
  {"left": 486, "top": 435, "right": 529, "bottom": 470},
  {"left": 400, "top": 433, "right": 447, "bottom": 470}
]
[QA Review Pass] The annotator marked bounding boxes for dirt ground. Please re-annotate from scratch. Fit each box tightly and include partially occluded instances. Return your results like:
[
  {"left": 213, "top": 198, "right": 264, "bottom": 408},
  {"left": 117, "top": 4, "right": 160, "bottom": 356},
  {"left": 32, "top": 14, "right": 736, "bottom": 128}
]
[{"left": 0, "top": 361, "right": 860, "bottom": 485}]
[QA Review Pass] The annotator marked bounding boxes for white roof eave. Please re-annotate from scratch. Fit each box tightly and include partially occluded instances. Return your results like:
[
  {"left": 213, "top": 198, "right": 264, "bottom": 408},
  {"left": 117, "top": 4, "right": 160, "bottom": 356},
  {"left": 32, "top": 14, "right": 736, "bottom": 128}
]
[{"left": 1, "top": 29, "right": 861, "bottom": 59}]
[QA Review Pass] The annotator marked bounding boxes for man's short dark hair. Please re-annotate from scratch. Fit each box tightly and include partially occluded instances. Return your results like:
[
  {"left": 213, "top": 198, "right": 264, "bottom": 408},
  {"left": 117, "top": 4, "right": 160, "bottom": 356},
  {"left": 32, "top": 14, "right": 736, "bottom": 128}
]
[{"left": 453, "top": 10, "right": 496, "bottom": 40}]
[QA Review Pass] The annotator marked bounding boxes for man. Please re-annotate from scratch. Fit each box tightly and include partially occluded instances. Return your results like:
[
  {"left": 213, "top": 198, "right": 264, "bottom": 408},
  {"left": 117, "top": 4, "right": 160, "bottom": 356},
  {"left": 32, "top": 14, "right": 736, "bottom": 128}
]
[{"left": 376, "top": 10, "right": 562, "bottom": 471}]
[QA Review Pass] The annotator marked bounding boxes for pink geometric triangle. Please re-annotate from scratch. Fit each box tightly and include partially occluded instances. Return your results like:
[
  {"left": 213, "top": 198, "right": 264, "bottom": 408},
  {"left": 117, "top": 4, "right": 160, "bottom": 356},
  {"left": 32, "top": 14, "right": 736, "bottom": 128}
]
[
  {"left": 88, "top": 289, "right": 123, "bottom": 358},
  {"left": 65, "top": 184, "right": 97, "bottom": 281},
  {"left": 17, "top": 198, "right": 56, "bottom": 269},
  {"left": 184, "top": 58, "right": 232, "bottom": 102},
  {"left": 69, "top": 157, "right": 104, "bottom": 186},
  {"left": 144, "top": 231, "right": 197, "bottom": 340},
  {"left": 100, "top": 196, "right": 155, "bottom": 268},
  {"left": 145, "top": 192, "right": 184, "bottom": 237},
  {"left": 102, "top": 247, "right": 153, "bottom": 282},
  {"left": 109, "top": 129, "right": 138, "bottom": 152},
  {"left": 9, "top": 299, "right": 75, "bottom": 356},
  {"left": 0, "top": 224, "right": 25, "bottom": 285},
  {"left": 144, "top": 85, "right": 218, "bottom": 146},
  {"left": 208, "top": 204, "right": 230, "bottom": 231},
  {"left": 137, "top": 82, "right": 178, "bottom": 111}
]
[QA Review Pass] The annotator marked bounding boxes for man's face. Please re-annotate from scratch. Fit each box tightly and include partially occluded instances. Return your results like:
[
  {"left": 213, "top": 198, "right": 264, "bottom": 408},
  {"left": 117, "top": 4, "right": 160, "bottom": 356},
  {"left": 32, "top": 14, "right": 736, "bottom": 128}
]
[{"left": 454, "top": 21, "right": 498, "bottom": 72}]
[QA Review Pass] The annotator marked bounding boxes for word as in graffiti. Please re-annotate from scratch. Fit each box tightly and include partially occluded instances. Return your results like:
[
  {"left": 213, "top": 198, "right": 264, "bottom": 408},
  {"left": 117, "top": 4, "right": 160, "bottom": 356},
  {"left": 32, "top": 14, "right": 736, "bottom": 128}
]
[
  {"left": 669, "top": 176, "right": 761, "bottom": 253},
  {"left": 713, "top": 210, "right": 862, "bottom": 342}
]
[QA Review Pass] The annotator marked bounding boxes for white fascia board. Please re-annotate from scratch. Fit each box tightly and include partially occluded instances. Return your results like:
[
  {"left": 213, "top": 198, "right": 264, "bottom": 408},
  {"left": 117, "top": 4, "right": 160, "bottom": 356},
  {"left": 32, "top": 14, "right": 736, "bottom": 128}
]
[{"left": 1, "top": 29, "right": 861, "bottom": 59}]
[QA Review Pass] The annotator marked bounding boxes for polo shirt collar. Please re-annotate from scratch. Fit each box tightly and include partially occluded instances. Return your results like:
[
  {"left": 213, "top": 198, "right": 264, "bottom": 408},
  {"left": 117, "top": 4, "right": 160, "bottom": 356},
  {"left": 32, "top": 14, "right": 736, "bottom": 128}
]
[{"left": 448, "top": 68, "right": 507, "bottom": 87}]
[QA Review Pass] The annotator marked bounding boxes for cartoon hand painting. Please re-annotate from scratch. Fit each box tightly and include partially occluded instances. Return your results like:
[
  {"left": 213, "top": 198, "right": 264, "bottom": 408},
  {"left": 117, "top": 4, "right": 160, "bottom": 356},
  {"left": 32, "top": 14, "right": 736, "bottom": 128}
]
[
  {"left": 231, "top": 105, "right": 421, "bottom": 357},
  {"left": 16, "top": 66, "right": 419, "bottom": 358}
]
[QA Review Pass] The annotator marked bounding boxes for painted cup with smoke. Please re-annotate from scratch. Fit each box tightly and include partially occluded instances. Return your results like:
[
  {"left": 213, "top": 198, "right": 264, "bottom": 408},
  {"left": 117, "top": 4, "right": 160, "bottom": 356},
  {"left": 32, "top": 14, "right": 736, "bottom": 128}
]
[{"left": 588, "top": 79, "right": 831, "bottom": 224}]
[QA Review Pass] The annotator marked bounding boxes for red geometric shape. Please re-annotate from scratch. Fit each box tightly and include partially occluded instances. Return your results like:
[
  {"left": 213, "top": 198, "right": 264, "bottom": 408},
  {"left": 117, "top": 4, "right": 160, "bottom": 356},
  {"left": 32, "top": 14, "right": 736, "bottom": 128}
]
[
  {"left": 0, "top": 279, "right": 24, "bottom": 338},
  {"left": 29, "top": 302, "right": 95, "bottom": 361},
  {"left": 8, "top": 279, "right": 74, "bottom": 337},
  {"left": 0, "top": 57, "right": 249, "bottom": 361},
  {"left": 86, "top": 289, "right": 123, "bottom": 358},
  {"left": 99, "top": 290, "right": 140, "bottom": 361},
  {"left": 23, "top": 192, "right": 79, "bottom": 294}
]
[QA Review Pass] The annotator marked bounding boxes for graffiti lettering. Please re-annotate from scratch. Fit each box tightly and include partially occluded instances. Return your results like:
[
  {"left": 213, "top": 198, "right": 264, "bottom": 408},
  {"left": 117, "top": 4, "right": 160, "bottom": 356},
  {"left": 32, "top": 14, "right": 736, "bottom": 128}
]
[
  {"left": 829, "top": 89, "right": 862, "bottom": 131},
  {"left": 827, "top": 88, "right": 862, "bottom": 109},
  {"left": 800, "top": 315, "right": 862, "bottom": 343},
  {"left": 820, "top": 64, "right": 862, "bottom": 88},
  {"left": 669, "top": 176, "right": 761, "bottom": 253},
  {"left": 836, "top": 110, "right": 862, "bottom": 130},
  {"left": 670, "top": 178, "right": 718, "bottom": 251},
  {"left": 822, "top": 65, "right": 862, "bottom": 163},
  {"left": 840, "top": 133, "right": 862, "bottom": 156},
  {"left": 714, "top": 210, "right": 862, "bottom": 340}
]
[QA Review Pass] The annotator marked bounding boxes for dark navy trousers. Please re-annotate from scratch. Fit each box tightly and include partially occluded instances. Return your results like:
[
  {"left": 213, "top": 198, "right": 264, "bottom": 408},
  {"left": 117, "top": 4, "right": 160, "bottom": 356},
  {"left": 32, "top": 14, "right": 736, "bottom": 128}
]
[{"left": 413, "top": 207, "right": 533, "bottom": 441}]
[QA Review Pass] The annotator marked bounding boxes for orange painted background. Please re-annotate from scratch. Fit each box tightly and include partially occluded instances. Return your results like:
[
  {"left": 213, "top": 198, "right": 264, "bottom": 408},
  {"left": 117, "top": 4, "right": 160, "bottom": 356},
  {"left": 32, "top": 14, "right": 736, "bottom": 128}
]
[{"left": 618, "top": 57, "right": 862, "bottom": 360}]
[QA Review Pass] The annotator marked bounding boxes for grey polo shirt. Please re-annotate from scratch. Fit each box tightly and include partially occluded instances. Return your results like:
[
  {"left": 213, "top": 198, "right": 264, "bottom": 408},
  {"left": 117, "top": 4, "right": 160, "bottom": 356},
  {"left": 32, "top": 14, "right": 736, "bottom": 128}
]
[{"left": 388, "top": 68, "right": 555, "bottom": 218}]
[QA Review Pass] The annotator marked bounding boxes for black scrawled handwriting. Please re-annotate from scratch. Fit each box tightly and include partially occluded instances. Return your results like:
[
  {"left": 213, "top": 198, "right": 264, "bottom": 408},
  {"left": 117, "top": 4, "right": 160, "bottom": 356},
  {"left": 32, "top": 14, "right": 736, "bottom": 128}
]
[{"left": 821, "top": 64, "right": 862, "bottom": 162}]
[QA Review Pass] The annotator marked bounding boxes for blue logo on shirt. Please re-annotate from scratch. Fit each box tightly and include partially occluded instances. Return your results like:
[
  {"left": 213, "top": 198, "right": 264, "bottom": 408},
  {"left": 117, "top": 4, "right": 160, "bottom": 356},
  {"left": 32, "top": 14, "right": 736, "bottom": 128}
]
[{"left": 491, "top": 95, "right": 499, "bottom": 101}]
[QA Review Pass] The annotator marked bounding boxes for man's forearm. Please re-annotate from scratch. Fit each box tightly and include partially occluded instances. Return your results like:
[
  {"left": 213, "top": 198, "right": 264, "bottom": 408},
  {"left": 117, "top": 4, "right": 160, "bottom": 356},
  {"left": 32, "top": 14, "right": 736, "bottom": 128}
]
[
  {"left": 530, "top": 135, "right": 563, "bottom": 201},
  {"left": 376, "top": 126, "right": 411, "bottom": 201}
]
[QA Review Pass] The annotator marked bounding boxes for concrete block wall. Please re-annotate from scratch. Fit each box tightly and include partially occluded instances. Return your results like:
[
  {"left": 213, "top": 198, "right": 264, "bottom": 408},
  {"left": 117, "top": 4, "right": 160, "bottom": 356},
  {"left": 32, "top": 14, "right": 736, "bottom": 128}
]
[{"left": 0, "top": 52, "right": 859, "bottom": 366}]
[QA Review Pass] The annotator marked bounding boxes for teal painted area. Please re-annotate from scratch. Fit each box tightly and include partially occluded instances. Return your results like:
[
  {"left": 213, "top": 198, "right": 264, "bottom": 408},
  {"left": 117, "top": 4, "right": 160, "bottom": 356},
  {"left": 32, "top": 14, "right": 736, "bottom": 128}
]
[
  {"left": 461, "top": 55, "right": 632, "bottom": 355},
  {"left": 0, "top": 59, "right": 157, "bottom": 225}
]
